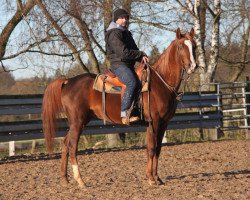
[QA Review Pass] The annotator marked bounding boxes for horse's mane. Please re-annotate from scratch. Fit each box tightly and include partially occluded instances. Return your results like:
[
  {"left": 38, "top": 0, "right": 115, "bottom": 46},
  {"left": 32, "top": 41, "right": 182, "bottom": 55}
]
[
  {"left": 151, "top": 39, "right": 179, "bottom": 77},
  {"left": 151, "top": 32, "right": 194, "bottom": 78}
]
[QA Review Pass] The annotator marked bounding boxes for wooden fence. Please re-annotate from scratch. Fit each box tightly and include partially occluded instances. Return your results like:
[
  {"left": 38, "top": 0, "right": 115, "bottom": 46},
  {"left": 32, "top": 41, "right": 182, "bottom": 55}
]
[
  {"left": 2, "top": 81, "right": 250, "bottom": 156},
  {"left": 0, "top": 92, "right": 222, "bottom": 143}
]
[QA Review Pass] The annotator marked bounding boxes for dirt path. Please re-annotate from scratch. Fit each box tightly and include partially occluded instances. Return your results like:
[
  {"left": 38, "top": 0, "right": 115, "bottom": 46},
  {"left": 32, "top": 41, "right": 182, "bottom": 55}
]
[{"left": 0, "top": 140, "right": 249, "bottom": 200}]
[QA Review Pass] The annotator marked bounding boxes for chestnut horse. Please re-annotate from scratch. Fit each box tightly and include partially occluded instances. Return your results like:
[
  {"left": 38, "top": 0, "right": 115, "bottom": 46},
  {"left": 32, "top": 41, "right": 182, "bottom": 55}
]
[{"left": 42, "top": 28, "right": 197, "bottom": 187}]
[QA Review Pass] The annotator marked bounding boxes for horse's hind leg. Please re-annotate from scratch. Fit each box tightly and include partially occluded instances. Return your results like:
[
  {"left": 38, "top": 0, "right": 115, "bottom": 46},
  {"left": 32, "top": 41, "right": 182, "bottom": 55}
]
[
  {"left": 68, "top": 124, "right": 85, "bottom": 188},
  {"left": 61, "top": 132, "right": 70, "bottom": 186}
]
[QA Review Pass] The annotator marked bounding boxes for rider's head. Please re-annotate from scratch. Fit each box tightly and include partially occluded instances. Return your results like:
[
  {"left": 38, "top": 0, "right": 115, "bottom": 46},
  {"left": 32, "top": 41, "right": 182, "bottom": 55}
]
[{"left": 113, "top": 8, "right": 129, "bottom": 27}]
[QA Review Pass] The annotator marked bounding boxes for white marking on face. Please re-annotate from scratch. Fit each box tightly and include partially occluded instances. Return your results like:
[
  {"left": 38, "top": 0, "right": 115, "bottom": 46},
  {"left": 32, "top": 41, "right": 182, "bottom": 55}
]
[{"left": 184, "top": 40, "right": 196, "bottom": 72}]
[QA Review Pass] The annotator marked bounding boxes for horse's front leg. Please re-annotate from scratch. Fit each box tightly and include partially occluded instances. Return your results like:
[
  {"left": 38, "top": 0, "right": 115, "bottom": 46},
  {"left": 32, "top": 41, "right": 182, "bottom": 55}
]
[
  {"left": 152, "top": 128, "right": 165, "bottom": 185},
  {"left": 146, "top": 125, "right": 165, "bottom": 186},
  {"left": 146, "top": 124, "right": 158, "bottom": 185}
]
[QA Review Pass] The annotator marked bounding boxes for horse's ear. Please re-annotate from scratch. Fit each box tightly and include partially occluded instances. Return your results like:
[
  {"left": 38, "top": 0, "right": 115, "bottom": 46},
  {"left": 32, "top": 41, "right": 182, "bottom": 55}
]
[
  {"left": 190, "top": 28, "right": 195, "bottom": 38},
  {"left": 176, "top": 28, "right": 181, "bottom": 39}
]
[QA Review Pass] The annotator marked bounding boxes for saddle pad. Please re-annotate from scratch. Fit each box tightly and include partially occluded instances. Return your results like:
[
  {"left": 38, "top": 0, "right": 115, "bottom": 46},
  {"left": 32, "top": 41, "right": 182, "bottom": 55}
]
[{"left": 141, "top": 82, "right": 148, "bottom": 92}]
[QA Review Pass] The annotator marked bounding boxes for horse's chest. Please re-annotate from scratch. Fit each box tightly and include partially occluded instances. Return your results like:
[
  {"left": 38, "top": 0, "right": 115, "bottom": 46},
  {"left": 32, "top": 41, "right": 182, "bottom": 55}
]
[{"left": 160, "top": 98, "right": 177, "bottom": 118}]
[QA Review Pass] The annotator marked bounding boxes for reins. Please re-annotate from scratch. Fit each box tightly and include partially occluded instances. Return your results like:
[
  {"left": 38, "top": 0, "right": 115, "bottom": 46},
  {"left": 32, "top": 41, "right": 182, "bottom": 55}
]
[{"left": 145, "top": 63, "right": 189, "bottom": 101}]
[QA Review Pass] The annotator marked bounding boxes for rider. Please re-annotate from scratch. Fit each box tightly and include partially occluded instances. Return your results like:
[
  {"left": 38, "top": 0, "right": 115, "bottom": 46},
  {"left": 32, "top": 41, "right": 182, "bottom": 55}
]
[{"left": 105, "top": 8, "right": 149, "bottom": 125}]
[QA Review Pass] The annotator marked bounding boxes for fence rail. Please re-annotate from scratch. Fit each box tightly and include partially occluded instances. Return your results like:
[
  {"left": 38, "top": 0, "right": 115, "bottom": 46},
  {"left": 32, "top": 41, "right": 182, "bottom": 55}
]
[
  {"left": 0, "top": 92, "right": 222, "bottom": 143},
  {"left": 2, "top": 79, "right": 250, "bottom": 145}
]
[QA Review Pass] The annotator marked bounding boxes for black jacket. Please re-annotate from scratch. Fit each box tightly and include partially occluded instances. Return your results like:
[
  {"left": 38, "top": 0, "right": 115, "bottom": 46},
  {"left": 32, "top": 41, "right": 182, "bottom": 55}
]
[{"left": 105, "top": 22, "right": 144, "bottom": 70}]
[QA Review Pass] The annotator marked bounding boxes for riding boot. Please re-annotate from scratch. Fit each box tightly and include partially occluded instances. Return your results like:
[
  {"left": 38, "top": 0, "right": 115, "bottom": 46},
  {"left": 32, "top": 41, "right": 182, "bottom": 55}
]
[{"left": 121, "top": 116, "right": 140, "bottom": 125}]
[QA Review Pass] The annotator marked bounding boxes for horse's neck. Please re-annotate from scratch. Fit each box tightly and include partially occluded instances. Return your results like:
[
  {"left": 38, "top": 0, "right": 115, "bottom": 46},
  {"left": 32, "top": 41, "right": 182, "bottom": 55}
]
[{"left": 153, "top": 43, "right": 183, "bottom": 90}]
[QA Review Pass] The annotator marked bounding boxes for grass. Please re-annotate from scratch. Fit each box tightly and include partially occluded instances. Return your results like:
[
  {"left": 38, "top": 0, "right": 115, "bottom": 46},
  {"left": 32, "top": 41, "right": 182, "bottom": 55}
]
[{"left": 0, "top": 129, "right": 247, "bottom": 159}]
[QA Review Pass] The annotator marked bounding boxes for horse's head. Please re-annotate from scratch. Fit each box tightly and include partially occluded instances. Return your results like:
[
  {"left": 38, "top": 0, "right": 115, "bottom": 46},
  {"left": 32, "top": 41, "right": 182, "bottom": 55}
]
[{"left": 176, "top": 28, "right": 197, "bottom": 74}]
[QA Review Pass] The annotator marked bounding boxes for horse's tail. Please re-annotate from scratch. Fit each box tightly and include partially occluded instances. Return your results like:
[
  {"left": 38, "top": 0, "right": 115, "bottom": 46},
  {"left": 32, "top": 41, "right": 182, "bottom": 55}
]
[{"left": 42, "top": 78, "right": 66, "bottom": 153}]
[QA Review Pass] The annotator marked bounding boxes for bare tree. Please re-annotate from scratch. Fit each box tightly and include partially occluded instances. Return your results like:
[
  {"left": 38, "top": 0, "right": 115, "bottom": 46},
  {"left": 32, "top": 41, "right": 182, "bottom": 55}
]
[
  {"left": 176, "top": 0, "right": 221, "bottom": 88},
  {"left": 0, "top": 0, "right": 36, "bottom": 69},
  {"left": 35, "top": 0, "right": 90, "bottom": 73},
  {"left": 67, "top": 0, "right": 100, "bottom": 73},
  {"left": 103, "top": 0, "right": 113, "bottom": 67},
  {"left": 219, "top": 0, "right": 250, "bottom": 81},
  {"left": 2, "top": 0, "right": 247, "bottom": 82}
]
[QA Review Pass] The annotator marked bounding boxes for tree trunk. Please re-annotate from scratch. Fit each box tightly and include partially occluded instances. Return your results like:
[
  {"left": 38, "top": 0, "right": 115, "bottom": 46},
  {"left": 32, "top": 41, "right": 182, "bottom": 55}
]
[
  {"left": 207, "top": 0, "right": 221, "bottom": 83},
  {"left": 199, "top": 0, "right": 207, "bottom": 50},
  {"left": 74, "top": 19, "right": 100, "bottom": 74},
  {"left": 198, "top": 0, "right": 221, "bottom": 89},
  {"left": 193, "top": 0, "right": 208, "bottom": 87},
  {"left": 103, "top": 0, "right": 113, "bottom": 31},
  {"left": 122, "top": 0, "right": 132, "bottom": 13},
  {"left": 68, "top": 0, "right": 100, "bottom": 74},
  {"left": 103, "top": 0, "right": 113, "bottom": 68},
  {"left": 106, "top": 134, "right": 122, "bottom": 147}
]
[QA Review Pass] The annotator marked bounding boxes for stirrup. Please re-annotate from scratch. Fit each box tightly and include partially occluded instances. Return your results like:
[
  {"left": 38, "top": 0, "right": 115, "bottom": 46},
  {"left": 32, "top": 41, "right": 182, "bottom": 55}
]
[{"left": 121, "top": 116, "right": 140, "bottom": 125}]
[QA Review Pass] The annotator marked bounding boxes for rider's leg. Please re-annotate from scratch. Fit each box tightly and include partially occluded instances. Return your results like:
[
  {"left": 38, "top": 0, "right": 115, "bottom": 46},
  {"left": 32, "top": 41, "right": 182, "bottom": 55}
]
[{"left": 111, "top": 66, "right": 139, "bottom": 119}]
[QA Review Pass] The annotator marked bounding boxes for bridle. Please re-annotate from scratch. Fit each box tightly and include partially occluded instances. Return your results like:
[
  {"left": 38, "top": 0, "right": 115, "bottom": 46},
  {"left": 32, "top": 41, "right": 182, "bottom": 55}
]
[
  {"left": 145, "top": 40, "right": 194, "bottom": 100},
  {"left": 145, "top": 63, "right": 181, "bottom": 96}
]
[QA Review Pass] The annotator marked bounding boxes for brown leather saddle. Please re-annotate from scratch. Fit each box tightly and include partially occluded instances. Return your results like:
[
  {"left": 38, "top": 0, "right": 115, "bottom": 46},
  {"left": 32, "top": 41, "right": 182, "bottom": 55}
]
[
  {"left": 93, "top": 64, "right": 150, "bottom": 124},
  {"left": 93, "top": 64, "right": 150, "bottom": 94}
]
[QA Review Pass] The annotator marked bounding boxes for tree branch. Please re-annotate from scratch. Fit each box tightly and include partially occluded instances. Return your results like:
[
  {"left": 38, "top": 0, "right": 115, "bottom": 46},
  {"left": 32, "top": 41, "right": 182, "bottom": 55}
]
[
  {"left": 0, "top": 59, "right": 28, "bottom": 73},
  {"left": 174, "top": 0, "right": 196, "bottom": 18},
  {"left": 0, "top": 0, "right": 36, "bottom": 58},
  {"left": 219, "top": 56, "right": 249, "bottom": 66},
  {"left": 132, "top": 17, "right": 175, "bottom": 32},
  {"left": 201, "top": 0, "right": 215, "bottom": 17}
]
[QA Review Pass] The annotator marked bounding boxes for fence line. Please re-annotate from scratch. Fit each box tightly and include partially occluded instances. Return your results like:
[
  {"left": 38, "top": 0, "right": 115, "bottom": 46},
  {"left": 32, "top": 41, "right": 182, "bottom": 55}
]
[{"left": 2, "top": 80, "right": 250, "bottom": 156}]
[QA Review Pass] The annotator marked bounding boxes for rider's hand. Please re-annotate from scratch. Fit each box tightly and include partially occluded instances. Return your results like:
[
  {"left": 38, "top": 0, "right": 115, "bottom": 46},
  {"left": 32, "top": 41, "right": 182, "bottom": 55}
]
[
  {"left": 142, "top": 56, "right": 149, "bottom": 64},
  {"left": 141, "top": 51, "right": 149, "bottom": 64},
  {"left": 141, "top": 53, "right": 149, "bottom": 64}
]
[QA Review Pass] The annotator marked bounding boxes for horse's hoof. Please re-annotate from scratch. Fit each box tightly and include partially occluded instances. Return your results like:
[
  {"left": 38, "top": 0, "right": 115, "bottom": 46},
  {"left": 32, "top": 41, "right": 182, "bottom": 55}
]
[
  {"left": 77, "top": 179, "right": 86, "bottom": 188},
  {"left": 61, "top": 178, "right": 69, "bottom": 187},
  {"left": 79, "top": 182, "right": 87, "bottom": 189},
  {"left": 148, "top": 179, "right": 156, "bottom": 186},
  {"left": 155, "top": 178, "right": 164, "bottom": 186},
  {"left": 148, "top": 178, "right": 164, "bottom": 186}
]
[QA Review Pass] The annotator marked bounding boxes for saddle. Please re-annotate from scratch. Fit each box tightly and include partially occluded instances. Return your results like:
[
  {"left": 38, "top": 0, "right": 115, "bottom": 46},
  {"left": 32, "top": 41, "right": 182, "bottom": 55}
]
[
  {"left": 93, "top": 64, "right": 150, "bottom": 124},
  {"left": 93, "top": 65, "right": 150, "bottom": 94}
]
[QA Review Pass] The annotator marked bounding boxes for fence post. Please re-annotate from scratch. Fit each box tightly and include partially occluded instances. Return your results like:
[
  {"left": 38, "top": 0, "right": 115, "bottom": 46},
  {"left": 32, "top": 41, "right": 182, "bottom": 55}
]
[
  {"left": 208, "top": 84, "right": 220, "bottom": 141},
  {"left": 9, "top": 141, "right": 15, "bottom": 156},
  {"left": 245, "top": 77, "right": 250, "bottom": 139}
]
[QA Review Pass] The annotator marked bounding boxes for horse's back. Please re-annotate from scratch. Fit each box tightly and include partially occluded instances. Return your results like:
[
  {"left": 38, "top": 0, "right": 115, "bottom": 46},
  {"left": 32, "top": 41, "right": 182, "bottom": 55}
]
[
  {"left": 65, "top": 73, "right": 96, "bottom": 86},
  {"left": 61, "top": 73, "right": 96, "bottom": 107},
  {"left": 62, "top": 73, "right": 95, "bottom": 92}
]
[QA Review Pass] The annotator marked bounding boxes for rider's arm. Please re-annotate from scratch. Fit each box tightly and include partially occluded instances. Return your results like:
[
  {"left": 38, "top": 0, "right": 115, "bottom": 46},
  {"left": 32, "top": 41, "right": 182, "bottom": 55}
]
[{"left": 108, "top": 30, "right": 144, "bottom": 61}]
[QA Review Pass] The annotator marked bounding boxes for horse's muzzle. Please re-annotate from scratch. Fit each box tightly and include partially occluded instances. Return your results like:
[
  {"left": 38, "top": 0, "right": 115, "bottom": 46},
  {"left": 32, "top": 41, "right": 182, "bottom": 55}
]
[{"left": 186, "top": 63, "right": 196, "bottom": 74}]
